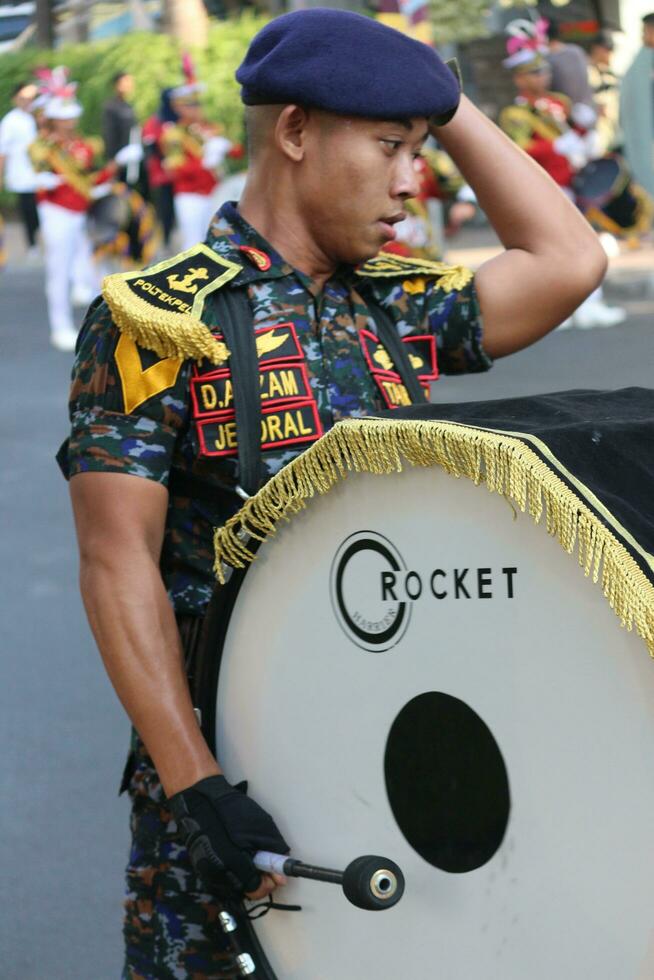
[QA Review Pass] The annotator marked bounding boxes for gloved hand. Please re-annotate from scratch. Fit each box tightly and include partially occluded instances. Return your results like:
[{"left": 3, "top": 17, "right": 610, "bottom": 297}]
[
  {"left": 202, "top": 135, "right": 232, "bottom": 170},
  {"left": 89, "top": 182, "right": 113, "bottom": 200},
  {"left": 34, "top": 171, "right": 63, "bottom": 191},
  {"left": 115, "top": 143, "right": 143, "bottom": 167},
  {"left": 570, "top": 102, "right": 597, "bottom": 131},
  {"left": 168, "top": 774, "right": 290, "bottom": 896},
  {"left": 553, "top": 131, "right": 588, "bottom": 170}
]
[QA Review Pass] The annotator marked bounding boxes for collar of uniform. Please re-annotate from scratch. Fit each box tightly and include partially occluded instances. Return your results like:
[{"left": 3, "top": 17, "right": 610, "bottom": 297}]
[
  {"left": 206, "top": 201, "right": 358, "bottom": 295},
  {"left": 206, "top": 201, "right": 294, "bottom": 286}
]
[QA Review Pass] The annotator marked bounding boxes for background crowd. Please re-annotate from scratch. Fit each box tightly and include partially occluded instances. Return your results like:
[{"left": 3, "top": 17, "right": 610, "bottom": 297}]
[{"left": 1, "top": 10, "right": 653, "bottom": 347}]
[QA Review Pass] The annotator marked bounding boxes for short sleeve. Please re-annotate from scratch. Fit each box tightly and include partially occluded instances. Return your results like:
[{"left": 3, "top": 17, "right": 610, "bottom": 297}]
[
  {"left": 0, "top": 114, "right": 13, "bottom": 154},
  {"left": 59, "top": 299, "right": 191, "bottom": 485},
  {"left": 424, "top": 275, "right": 492, "bottom": 375}
]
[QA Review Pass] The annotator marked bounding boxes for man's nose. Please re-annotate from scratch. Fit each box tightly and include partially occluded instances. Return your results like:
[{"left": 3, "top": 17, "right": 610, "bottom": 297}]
[{"left": 392, "top": 154, "right": 421, "bottom": 199}]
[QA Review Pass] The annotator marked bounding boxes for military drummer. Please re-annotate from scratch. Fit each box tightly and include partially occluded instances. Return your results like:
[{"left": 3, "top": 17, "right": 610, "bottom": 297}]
[{"left": 58, "top": 10, "right": 606, "bottom": 978}]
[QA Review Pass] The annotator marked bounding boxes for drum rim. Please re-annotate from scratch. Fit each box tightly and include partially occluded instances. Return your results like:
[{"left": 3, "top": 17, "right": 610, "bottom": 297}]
[{"left": 194, "top": 543, "right": 280, "bottom": 980}]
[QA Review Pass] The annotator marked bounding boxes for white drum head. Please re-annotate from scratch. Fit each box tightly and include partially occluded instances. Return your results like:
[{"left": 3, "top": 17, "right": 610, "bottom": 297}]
[{"left": 213, "top": 468, "right": 654, "bottom": 979}]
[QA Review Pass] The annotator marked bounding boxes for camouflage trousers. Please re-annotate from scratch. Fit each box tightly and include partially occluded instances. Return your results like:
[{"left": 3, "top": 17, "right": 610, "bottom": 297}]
[
  {"left": 122, "top": 614, "right": 242, "bottom": 979},
  {"left": 122, "top": 737, "right": 241, "bottom": 980}
]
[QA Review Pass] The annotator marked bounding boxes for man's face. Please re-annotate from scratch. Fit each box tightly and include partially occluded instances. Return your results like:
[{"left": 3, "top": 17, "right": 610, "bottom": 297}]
[
  {"left": 176, "top": 100, "right": 202, "bottom": 126},
  {"left": 51, "top": 118, "right": 76, "bottom": 138},
  {"left": 116, "top": 74, "right": 134, "bottom": 98},
  {"left": 14, "top": 84, "right": 37, "bottom": 111},
  {"left": 590, "top": 44, "right": 612, "bottom": 67},
  {"left": 643, "top": 23, "right": 654, "bottom": 48},
  {"left": 295, "top": 114, "right": 427, "bottom": 265},
  {"left": 514, "top": 68, "right": 550, "bottom": 97}
]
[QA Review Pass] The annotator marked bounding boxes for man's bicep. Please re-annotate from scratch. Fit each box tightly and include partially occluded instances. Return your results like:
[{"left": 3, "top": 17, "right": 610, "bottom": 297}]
[
  {"left": 70, "top": 471, "right": 169, "bottom": 561},
  {"left": 475, "top": 249, "right": 576, "bottom": 358}
]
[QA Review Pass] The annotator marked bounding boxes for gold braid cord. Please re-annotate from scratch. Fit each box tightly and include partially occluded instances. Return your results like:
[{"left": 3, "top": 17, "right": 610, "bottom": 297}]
[
  {"left": 213, "top": 417, "right": 654, "bottom": 656},
  {"left": 103, "top": 273, "right": 229, "bottom": 364},
  {"left": 356, "top": 253, "right": 473, "bottom": 292},
  {"left": 101, "top": 244, "right": 241, "bottom": 365}
]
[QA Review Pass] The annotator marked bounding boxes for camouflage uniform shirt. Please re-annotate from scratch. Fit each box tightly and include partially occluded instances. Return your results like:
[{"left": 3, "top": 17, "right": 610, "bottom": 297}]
[{"left": 58, "top": 201, "right": 491, "bottom": 614}]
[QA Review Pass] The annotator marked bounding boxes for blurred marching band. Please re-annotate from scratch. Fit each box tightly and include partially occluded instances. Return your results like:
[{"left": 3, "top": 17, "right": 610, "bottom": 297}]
[{"left": 0, "top": 17, "right": 652, "bottom": 349}]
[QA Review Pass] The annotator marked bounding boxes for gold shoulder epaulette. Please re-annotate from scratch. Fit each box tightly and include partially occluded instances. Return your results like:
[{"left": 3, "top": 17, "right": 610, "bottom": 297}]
[
  {"left": 356, "top": 253, "right": 473, "bottom": 293},
  {"left": 102, "top": 243, "right": 242, "bottom": 365}
]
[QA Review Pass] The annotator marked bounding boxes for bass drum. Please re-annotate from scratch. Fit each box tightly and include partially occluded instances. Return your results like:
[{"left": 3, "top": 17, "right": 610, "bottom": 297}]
[{"left": 196, "top": 466, "right": 654, "bottom": 979}]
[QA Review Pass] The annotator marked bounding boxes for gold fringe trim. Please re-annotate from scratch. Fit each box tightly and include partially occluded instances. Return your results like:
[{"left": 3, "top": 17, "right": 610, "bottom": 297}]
[
  {"left": 357, "top": 253, "right": 473, "bottom": 292},
  {"left": 213, "top": 417, "right": 654, "bottom": 656},
  {"left": 102, "top": 272, "right": 230, "bottom": 365}
]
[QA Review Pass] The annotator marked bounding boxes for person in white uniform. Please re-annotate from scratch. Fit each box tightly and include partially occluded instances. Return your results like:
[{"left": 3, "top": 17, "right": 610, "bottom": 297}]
[
  {"left": 29, "top": 70, "right": 140, "bottom": 351},
  {"left": 0, "top": 82, "right": 40, "bottom": 259}
]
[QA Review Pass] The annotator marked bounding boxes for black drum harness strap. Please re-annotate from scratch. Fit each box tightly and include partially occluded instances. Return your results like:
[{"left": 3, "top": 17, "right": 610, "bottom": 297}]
[{"left": 211, "top": 286, "right": 426, "bottom": 499}]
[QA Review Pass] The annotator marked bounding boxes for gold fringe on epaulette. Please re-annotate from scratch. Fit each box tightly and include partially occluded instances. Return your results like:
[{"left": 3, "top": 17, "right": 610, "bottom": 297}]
[
  {"left": 213, "top": 417, "right": 654, "bottom": 656},
  {"left": 102, "top": 273, "right": 230, "bottom": 365},
  {"left": 357, "top": 253, "right": 473, "bottom": 293}
]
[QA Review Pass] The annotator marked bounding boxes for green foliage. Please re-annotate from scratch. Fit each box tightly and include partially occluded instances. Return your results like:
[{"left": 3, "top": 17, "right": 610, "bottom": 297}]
[
  {"left": 430, "top": 0, "right": 491, "bottom": 44},
  {"left": 0, "top": 15, "right": 268, "bottom": 142}
]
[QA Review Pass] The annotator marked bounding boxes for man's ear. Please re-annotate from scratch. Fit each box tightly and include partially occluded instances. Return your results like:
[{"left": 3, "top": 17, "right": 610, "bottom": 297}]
[{"left": 275, "top": 104, "right": 310, "bottom": 162}]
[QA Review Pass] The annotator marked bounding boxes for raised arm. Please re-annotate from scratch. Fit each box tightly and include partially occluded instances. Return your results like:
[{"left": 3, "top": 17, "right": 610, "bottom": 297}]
[
  {"left": 436, "top": 96, "right": 607, "bottom": 357},
  {"left": 70, "top": 470, "right": 220, "bottom": 796}
]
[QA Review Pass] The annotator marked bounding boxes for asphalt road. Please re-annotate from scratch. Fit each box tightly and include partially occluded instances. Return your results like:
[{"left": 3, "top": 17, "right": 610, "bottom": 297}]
[{"left": 0, "top": 253, "right": 652, "bottom": 979}]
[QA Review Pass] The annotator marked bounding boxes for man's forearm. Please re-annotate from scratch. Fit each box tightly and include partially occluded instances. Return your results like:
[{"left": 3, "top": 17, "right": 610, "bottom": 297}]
[{"left": 79, "top": 550, "right": 221, "bottom": 796}]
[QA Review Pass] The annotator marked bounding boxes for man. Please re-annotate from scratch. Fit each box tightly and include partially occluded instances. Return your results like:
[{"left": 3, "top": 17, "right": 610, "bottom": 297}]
[
  {"left": 499, "top": 48, "right": 582, "bottom": 190},
  {"left": 588, "top": 31, "right": 621, "bottom": 156},
  {"left": 0, "top": 82, "right": 40, "bottom": 259},
  {"left": 546, "top": 18, "right": 596, "bottom": 111},
  {"left": 620, "top": 13, "right": 654, "bottom": 199},
  {"left": 102, "top": 72, "right": 137, "bottom": 163},
  {"left": 162, "top": 59, "right": 234, "bottom": 250},
  {"left": 499, "top": 45, "right": 625, "bottom": 329},
  {"left": 60, "top": 10, "right": 605, "bottom": 978},
  {"left": 30, "top": 69, "right": 140, "bottom": 350}
]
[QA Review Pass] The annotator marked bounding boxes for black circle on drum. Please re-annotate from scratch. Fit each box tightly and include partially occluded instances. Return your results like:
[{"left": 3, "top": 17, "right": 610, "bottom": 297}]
[{"left": 384, "top": 692, "right": 511, "bottom": 874}]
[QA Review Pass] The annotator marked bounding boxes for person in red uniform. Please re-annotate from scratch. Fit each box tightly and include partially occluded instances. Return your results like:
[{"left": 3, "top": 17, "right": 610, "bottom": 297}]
[
  {"left": 29, "top": 68, "right": 141, "bottom": 350},
  {"left": 142, "top": 88, "right": 177, "bottom": 248},
  {"left": 160, "top": 57, "right": 234, "bottom": 250},
  {"left": 499, "top": 49, "right": 584, "bottom": 191},
  {"left": 499, "top": 41, "right": 625, "bottom": 329}
]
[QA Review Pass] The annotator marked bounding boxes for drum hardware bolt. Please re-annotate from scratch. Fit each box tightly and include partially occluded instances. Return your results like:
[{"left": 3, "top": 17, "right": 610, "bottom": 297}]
[
  {"left": 370, "top": 869, "right": 397, "bottom": 900},
  {"left": 236, "top": 952, "right": 256, "bottom": 975},
  {"left": 218, "top": 910, "right": 237, "bottom": 933}
]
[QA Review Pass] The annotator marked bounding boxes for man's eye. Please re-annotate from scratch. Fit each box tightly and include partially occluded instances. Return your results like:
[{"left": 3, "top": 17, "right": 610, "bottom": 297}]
[{"left": 381, "top": 140, "right": 403, "bottom": 152}]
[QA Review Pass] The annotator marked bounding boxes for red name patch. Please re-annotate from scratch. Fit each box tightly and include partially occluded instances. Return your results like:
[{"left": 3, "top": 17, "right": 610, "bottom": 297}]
[
  {"left": 191, "top": 362, "right": 312, "bottom": 417},
  {"left": 196, "top": 398, "right": 323, "bottom": 457}
]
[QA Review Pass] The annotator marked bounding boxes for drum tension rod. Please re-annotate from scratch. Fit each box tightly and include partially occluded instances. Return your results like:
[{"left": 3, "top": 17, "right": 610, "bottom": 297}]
[{"left": 254, "top": 851, "right": 405, "bottom": 911}]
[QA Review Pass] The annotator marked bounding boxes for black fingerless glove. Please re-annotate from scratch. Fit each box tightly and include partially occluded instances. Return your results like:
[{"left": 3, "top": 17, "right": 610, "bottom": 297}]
[{"left": 168, "top": 775, "right": 290, "bottom": 896}]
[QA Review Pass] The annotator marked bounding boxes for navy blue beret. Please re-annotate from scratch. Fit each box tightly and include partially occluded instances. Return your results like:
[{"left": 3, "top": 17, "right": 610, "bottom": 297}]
[{"left": 236, "top": 8, "right": 460, "bottom": 123}]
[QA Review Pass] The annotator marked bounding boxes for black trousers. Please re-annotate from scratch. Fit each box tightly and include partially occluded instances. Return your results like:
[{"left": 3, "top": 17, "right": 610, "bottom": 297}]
[
  {"left": 17, "top": 192, "right": 39, "bottom": 248},
  {"left": 151, "top": 183, "right": 175, "bottom": 246}
]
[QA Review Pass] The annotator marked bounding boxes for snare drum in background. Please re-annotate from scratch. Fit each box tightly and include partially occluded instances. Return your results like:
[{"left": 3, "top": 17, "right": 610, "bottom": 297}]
[
  {"left": 573, "top": 153, "right": 654, "bottom": 240},
  {"left": 195, "top": 462, "right": 654, "bottom": 979}
]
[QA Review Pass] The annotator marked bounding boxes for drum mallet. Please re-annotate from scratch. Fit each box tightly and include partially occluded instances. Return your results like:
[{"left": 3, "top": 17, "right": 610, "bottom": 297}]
[{"left": 254, "top": 852, "right": 405, "bottom": 911}]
